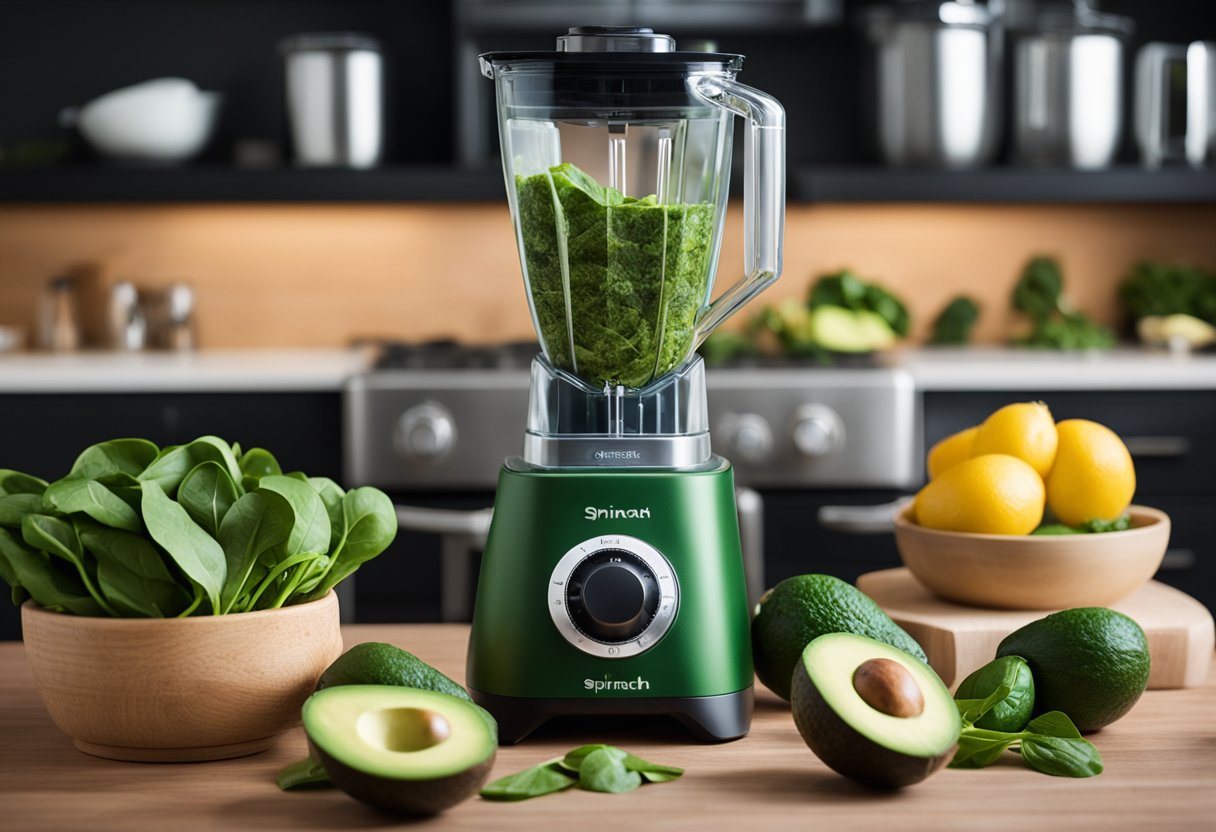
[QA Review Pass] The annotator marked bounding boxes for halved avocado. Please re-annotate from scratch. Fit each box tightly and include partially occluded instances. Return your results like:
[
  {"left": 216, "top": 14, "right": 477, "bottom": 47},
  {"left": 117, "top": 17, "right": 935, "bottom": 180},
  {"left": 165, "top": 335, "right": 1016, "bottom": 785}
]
[
  {"left": 791, "top": 633, "right": 960, "bottom": 789},
  {"left": 303, "top": 685, "right": 497, "bottom": 815}
]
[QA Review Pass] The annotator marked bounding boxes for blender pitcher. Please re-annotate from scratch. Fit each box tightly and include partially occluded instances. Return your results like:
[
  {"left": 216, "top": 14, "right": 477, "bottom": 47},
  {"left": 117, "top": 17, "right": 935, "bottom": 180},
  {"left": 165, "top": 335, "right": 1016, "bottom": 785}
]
[{"left": 481, "top": 26, "right": 785, "bottom": 391}]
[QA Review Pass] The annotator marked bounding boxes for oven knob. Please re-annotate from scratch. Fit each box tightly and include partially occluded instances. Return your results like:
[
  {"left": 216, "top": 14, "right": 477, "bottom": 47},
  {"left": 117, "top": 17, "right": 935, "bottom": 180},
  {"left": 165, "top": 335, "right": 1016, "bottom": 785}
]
[
  {"left": 721, "top": 413, "right": 773, "bottom": 462},
  {"left": 566, "top": 550, "right": 660, "bottom": 643},
  {"left": 792, "top": 403, "right": 844, "bottom": 457},
  {"left": 394, "top": 402, "right": 456, "bottom": 463}
]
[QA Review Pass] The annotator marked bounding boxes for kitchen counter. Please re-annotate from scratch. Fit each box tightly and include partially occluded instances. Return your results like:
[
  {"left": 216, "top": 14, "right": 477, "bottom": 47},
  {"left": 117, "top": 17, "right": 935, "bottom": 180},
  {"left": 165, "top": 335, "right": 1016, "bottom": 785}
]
[
  {"left": 3, "top": 624, "right": 1213, "bottom": 832},
  {"left": 894, "top": 346, "right": 1216, "bottom": 391},
  {"left": 0, "top": 348, "right": 373, "bottom": 393}
]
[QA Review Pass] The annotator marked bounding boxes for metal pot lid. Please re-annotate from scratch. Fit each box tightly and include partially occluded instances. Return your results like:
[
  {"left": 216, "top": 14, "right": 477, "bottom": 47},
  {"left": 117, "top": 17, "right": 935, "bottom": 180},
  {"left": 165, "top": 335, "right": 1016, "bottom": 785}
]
[{"left": 480, "top": 26, "right": 743, "bottom": 76}]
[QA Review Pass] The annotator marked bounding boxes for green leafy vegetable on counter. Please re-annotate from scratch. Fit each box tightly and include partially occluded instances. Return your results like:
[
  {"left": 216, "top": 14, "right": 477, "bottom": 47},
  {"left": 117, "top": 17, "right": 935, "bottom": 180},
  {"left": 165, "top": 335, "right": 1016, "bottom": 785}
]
[
  {"left": 0, "top": 436, "right": 397, "bottom": 617},
  {"left": 1011, "top": 257, "right": 1115, "bottom": 351},
  {"left": 809, "top": 270, "right": 910, "bottom": 338},
  {"left": 929, "top": 296, "right": 980, "bottom": 345},
  {"left": 1120, "top": 261, "right": 1216, "bottom": 325},
  {"left": 516, "top": 162, "right": 716, "bottom": 389},
  {"left": 950, "top": 656, "right": 1103, "bottom": 778},
  {"left": 480, "top": 744, "right": 684, "bottom": 801}
]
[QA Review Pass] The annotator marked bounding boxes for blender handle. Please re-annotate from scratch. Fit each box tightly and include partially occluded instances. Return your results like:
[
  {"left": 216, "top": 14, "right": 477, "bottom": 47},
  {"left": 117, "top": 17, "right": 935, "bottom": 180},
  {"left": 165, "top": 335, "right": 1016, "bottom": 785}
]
[{"left": 690, "top": 76, "right": 786, "bottom": 345}]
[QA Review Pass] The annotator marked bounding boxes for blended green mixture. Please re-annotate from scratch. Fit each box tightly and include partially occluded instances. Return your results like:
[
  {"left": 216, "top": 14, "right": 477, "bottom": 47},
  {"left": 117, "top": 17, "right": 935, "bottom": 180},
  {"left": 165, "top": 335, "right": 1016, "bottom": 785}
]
[{"left": 515, "top": 162, "right": 716, "bottom": 389}]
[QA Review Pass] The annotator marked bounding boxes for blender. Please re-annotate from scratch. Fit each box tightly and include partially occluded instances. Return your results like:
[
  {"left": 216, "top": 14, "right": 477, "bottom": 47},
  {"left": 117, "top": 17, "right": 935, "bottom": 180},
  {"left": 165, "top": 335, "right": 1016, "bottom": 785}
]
[{"left": 468, "top": 26, "right": 785, "bottom": 743}]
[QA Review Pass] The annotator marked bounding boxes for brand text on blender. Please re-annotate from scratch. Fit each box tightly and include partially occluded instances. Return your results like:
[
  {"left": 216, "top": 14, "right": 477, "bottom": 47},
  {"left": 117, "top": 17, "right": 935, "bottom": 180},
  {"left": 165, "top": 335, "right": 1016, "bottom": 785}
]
[
  {"left": 585, "top": 676, "right": 651, "bottom": 693},
  {"left": 584, "top": 506, "right": 652, "bottom": 520}
]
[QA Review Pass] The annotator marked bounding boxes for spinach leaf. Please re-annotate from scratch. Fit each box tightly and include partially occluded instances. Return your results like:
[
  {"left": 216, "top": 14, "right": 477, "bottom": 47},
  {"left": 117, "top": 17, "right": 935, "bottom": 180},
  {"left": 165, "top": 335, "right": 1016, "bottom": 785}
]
[
  {"left": 140, "top": 481, "right": 226, "bottom": 614},
  {"left": 579, "top": 747, "right": 642, "bottom": 794},
  {"left": 0, "top": 527, "right": 105, "bottom": 615},
  {"left": 139, "top": 437, "right": 242, "bottom": 497},
  {"left": 0, "top": 469, "right": 49, "bottom": 496},
  {"left": 257, "top": 476, "right": 330, "bottom": 560},
  {"left": 77, "top": 520, "right": 189, "bottom": 618},
  {"left": 239, "top": 448, "right": 282, "bottom": 481},
  {"left": 69, "top": 438, "right": 159, "bottom": 481},
  {"left": 954, "top": 656, "right": 1034, "bottom": 732},
  {"left": 561, "top": 744, "right": 684, "bottom": 783},
  {"left": 42, "top": 477, "right": 142, "bottom": 532},
  {"left": 178, "top": 461, "right": 240, "bottom": 538},
  {"left": 309, "top": 487, "right": 396, "bottom": 597},
  {"left": 307, "top": 477, "right": 346, "bottom": 553},
  {"left": 217, "top": 490, "right": 294, "bottom": 614},
  {"left": 480, "top": 759, "right": 576, "bottom": 801},
  {"left": 0, "top": 493, "right": 44, "bottom": 528},
  {"left": 21, "top": 513, "right": 115, "bottom": 615},
  {"left": 949, "top": 727, "right": 1020, "bottom": 769},
  {"left": 276, "top": 757, "right": 333, "bottom": 791},
  {"left": 950, "top": 710, "right": 1103, "bottom": 777},
  {"left": 242, "top": 550, "right": 327, "bottom": 611}
]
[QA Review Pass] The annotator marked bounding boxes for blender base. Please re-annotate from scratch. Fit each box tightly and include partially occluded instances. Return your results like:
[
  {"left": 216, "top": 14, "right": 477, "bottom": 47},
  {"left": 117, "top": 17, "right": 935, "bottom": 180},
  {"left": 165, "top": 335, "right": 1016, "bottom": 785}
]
[{"left": 469, "top": 687, "right": 754, "bottom": 745}]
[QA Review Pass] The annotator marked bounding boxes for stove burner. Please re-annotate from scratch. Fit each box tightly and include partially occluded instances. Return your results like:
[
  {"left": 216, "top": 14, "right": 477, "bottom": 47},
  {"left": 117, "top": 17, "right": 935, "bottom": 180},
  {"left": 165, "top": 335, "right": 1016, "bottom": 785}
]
[{"left": 373, "top": 340, "right": 540, "bottom": 371}]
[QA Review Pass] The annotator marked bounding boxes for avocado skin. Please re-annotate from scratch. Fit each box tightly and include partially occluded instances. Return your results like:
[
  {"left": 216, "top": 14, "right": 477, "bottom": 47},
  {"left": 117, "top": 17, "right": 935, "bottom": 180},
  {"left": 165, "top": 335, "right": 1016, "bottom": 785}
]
[
  {"left": 308, "top": 738, "right": 495, "bottom": 815},
  {"left": 996, "top": 608, "right": 1150, "bottom": 732},
  {"left": 316, "top": 642, "right": 472, "bottom": 702},
  {"left": 790, "top": 660, "right": 955, "bottom": 789},
  {"left": 752, "top": 574, "right": 928, "bottom": 702}
]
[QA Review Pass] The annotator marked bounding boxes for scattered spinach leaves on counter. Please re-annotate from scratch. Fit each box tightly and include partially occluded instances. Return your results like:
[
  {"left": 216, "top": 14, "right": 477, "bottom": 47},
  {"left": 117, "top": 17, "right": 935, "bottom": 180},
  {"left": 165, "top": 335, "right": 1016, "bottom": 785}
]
[
  {"left": 481, "top": 744, "right": 684, "bottom": 801},
  {"left": 929, "top": 296, "right": 980, "bottom": 345},
  {"left": 1010, "top": 257, "right": 1115, "bottom": 351},
  {"left": 0, "top": 436, "right": 397, "bottom": 617}
]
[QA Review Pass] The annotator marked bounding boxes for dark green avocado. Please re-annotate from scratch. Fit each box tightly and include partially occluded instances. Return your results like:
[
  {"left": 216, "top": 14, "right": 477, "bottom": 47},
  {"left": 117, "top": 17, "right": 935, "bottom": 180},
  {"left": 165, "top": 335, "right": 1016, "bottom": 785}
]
[
  {"left": 316, "top": 641, "right": 472, "bottom": 701},
  {"left": 791, "top": 633, "right": 960, "bottom": 789},
  {"left": 303, "top": 685, "right": 497, "bottom": 815}
]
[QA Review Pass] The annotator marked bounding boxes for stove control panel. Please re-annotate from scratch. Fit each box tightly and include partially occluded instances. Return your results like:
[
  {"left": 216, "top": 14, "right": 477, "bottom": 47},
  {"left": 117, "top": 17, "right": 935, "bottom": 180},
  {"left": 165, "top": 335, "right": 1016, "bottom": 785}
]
[{"left": 547, "top": 535, "right": 678, "bottom": 659}]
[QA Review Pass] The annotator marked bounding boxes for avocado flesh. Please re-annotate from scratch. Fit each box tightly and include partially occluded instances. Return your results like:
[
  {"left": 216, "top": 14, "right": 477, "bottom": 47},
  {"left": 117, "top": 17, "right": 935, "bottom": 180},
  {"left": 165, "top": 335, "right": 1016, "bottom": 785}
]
[
  {"left": 809, "top": 306, "right": 896, "bottom": 353},
  {"left": 303, "top": 685, "right": 497, "bottom": 815},
  {"left": 791, "top": 633, "right": 960, "bottom": 789},
  {"left": 996, "top": 607, "right": 1150, "bottom": 732},
  {"left": 752, "top": 573, "right": 928, "bottom": 702}
]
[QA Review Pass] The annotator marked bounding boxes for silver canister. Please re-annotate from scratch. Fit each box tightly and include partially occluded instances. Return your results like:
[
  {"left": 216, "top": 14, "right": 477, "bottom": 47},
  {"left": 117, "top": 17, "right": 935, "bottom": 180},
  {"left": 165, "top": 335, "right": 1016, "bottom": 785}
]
[
  {"left": 861, "top": 1, "right": 1003, "bottom": 168},
  {"left": 1012, "top": 8, "right": 1134, "bottom": 169},
  {"left": 281, "top": 33, "right": 383, "bottom": 168},
  {"left": 1135, "top": 41, "right": 1216, "bottom": 168}
]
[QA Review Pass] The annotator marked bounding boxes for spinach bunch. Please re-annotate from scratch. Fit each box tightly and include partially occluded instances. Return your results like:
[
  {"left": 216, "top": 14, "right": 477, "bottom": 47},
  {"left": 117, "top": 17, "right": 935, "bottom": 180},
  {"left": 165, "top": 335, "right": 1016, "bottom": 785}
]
[
  {"left": 480, "top": 744, "right": 683, "bottom": 801},
  {"left": 929, "top": 296, "right": 980, "bottom": 345},
  {"left": 951, "top": 656, "right": 1103, "bottom": 777},
  {"left": 1011, "top": 257, "right": 1115, "bottom": 351},
  {"left": 809, "top": 270, "right": 910, "bottom": 338},
  {"left": 0, "top": 436, "right": 396, "bottom": 617},
  {"left": 1119, "top": 261, "right": 1216, "bottom": 325}
]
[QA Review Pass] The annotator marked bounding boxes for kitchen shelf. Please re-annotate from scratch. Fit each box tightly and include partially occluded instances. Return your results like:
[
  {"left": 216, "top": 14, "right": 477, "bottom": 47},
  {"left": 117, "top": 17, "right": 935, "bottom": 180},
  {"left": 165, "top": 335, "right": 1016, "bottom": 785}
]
[
  {"left": 794, "top": 165, "right": 1216, "bottom": 204},
  {"left": 0, "top": 165, "right": 506, "bottom": 203}
]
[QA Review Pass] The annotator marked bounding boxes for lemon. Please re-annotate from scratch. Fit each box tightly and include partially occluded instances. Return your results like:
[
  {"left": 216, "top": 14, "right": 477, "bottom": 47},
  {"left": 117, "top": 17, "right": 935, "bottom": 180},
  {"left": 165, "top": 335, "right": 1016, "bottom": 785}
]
[
  {"left": 1046, "top": 419, "right": 1136, "bottom": 527},
  {"left": 971, "top": 402, "right": 1058, "bottom": 479},
  {"left": 914, "top": 454, "right": 1045, "bottom": 535},
  {"left": 926, "top": 425, "right": 978, "bottom": 479}
]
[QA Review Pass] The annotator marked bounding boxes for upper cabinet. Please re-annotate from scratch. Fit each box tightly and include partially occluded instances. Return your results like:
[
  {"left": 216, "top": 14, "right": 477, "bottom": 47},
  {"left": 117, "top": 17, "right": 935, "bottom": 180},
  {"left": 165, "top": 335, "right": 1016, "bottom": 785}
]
[{"left": 2, "top": 0, "right": 1214, "bottom": 204}]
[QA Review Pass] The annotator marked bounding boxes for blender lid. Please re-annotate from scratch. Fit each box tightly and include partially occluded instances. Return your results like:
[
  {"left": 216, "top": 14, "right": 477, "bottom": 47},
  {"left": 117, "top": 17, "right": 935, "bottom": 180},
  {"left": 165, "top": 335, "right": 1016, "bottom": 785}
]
[{"left": 481, "top": 26, "right": 743, "bottom": 74}]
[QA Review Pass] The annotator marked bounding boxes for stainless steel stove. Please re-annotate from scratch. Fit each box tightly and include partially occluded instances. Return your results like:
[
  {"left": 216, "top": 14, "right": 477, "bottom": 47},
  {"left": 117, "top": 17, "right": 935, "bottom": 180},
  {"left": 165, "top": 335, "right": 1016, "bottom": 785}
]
[{"left": 343, "top": 341, "right": 921, "bottom": 623}]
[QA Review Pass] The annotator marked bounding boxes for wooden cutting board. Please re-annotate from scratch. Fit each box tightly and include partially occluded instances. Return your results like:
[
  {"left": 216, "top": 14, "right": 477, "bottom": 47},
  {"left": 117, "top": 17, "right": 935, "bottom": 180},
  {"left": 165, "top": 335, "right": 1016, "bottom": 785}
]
[{"left": 857, "top": 568, "right": 1214, "bottom": 690}]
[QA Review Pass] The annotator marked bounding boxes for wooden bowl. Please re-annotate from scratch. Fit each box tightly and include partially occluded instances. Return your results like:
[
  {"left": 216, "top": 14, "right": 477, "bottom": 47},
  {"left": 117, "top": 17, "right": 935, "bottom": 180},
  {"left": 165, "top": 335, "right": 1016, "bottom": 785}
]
[
  {"left": 893, "top": 505, "right": 1171, "bottom": 610},
  {"left": 21, "top": 591, "right": 343, "bottom": 762}
]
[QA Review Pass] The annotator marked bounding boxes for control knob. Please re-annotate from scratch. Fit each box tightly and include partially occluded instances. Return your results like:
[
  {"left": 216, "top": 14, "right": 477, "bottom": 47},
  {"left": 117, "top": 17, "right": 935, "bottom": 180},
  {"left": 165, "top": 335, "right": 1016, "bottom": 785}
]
[
  {"left": 394, "top": 401, "right": 457, "bottom": 463},
  {"left": 566, "top": 550, "right": 660, "bottom": 643},
  {"left": 792, "top": 403, "right": 844, "bottom": 457}
]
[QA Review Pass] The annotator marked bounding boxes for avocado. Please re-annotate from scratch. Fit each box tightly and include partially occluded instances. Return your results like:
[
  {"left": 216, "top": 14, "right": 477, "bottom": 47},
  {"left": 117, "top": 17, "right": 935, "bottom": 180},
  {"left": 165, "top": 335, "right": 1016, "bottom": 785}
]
[
  {"left": 954, "top": 656, "right": 1035, "bottom": 732},
  {"left": 809, "top": 306, "right": 897, "bottom": 353},
  {"left": 302, "top": 685, "right": 497, "bottom": 815},
  {"left": 752, "top": 574, "right": 928, "bottom": 702},
  {"left": 996, "top": 607, "right": 1150, "bottom": 732},
  {"left": 317, "top": 642, "right": 472, "bottom": 702},
  {"left": 791, "top": 633, "right": 960, "bottom": 789}
]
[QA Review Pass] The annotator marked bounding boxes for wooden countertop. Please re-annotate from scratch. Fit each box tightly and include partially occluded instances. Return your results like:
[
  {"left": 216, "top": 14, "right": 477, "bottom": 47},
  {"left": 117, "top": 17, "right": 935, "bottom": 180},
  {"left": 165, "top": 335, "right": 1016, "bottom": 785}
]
[{"left": 4, "top": 624, "right": 1214, "bottom": 831}]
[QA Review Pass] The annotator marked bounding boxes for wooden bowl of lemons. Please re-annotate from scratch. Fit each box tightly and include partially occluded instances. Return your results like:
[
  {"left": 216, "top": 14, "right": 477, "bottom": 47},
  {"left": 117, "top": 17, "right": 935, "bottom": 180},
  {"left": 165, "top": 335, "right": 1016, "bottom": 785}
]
[{"left": 893, "top": 505, "right": 1171, "bottom": 610}]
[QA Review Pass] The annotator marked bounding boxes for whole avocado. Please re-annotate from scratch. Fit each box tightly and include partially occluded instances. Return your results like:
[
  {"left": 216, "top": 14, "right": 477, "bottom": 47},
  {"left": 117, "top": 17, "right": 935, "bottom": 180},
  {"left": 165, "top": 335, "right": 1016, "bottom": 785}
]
[
  {"left": 996, "top": 607, "right": 1150, "bottom": 732},
  {"left": 751, "top": 574, "right": 928, "bottom": 702},
  {"left": 316, "top": 642, "right": 472, "bottom": 702}
]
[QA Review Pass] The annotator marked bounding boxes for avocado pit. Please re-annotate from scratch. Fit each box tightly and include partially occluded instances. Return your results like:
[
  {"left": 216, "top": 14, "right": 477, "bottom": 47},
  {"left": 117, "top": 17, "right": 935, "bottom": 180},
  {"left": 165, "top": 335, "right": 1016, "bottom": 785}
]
[
  {"left": 853, "top": 658, "right": 925, "bottom": 718},
  {"left": 357, "top": 707, "right": 452, "bottom": 753}
]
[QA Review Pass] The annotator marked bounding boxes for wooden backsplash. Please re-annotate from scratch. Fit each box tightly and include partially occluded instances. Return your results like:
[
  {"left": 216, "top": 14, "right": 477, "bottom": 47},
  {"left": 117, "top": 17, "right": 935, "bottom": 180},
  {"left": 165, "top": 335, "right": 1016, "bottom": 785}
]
[{"left": 1, "top": 202, "right": 1213, "bottom": 349}]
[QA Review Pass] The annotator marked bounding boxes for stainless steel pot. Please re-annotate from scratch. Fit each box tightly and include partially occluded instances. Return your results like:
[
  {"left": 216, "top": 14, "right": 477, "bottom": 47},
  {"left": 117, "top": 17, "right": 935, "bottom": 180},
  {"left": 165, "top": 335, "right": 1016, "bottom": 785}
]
[
  {"left": 862, "top": 1, "right": 1003, "bottom": 168},
  {"left": 1135, "top": 41, "right": 1216, "bottom": 168},
  {"left": 1012, "top": 7, "right": 1134, "bottom": 169}
]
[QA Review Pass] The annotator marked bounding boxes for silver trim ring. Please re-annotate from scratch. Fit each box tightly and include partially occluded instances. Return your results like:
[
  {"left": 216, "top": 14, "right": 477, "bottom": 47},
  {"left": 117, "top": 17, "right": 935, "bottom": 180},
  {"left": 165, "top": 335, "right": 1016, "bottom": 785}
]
[{"left": 547, "top": 534, "right": 679, "bottom": 659}]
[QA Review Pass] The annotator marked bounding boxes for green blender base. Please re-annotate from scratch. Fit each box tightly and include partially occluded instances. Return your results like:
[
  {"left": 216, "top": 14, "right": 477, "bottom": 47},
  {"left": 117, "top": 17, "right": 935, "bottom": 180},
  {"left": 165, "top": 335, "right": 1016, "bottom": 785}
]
[{"left": 467, "top": 461, "right": 755, "bottom": 744}]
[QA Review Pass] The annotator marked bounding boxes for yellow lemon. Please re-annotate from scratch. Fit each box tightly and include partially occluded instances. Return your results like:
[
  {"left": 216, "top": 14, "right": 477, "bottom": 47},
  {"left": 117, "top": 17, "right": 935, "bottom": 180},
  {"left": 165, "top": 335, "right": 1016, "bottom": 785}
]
[
  {"left": 972, "top": 401, "right": 1058, "bottom": 479},
  {"left": 926, "top": 425, "right": 979, "bottom": 479},
  {"left": 1046, "top": 419, "right": 1136, "bottom": 527},
  {"left": 914, "top": 454, "right": 1045, "bottom": 535}
]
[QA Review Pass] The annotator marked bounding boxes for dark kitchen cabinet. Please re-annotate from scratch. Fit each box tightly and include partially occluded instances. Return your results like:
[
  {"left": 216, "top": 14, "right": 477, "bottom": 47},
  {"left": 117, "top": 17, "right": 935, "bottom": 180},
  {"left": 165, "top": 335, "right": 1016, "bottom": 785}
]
[
  {"left": 0, "top": 391, "right": 342, "bottom": 640},
  {"left": 924, "top": 390, "right": 1216, "bottom": 614}
]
